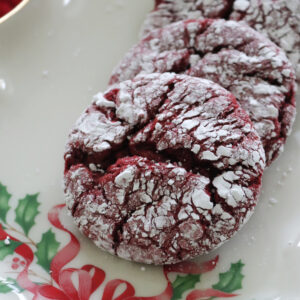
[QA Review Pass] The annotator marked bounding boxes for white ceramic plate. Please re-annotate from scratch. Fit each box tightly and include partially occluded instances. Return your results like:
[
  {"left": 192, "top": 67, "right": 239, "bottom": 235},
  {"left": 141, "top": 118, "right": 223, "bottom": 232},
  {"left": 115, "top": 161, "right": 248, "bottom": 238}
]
[{"left": 0, "top": 1, "right": 299, "bottom": 299}]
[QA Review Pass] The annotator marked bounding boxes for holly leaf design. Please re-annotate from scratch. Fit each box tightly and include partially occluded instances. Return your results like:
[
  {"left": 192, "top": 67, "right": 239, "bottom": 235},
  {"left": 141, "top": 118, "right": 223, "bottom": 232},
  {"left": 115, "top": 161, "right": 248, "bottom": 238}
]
[
  {"left": 0, "top": 240, "right": 22, "bottom": 260},
  {"left": 15, "top": 194, "right": 40, "bottom": 236},
  {"left": 0, "top": 183, "right": 11, "bottom": 223},
  {"left": 212, "top": 260, "right": 245, "bottom": 293},
  {"left": 35, "top": 229, "right": 60, "bottom": 272},
  {"left": 0, "top": 277, "right": 24, "bottom": 293},
  {"left": 171, "top": 274, "right": 201, "bottom": 300}
]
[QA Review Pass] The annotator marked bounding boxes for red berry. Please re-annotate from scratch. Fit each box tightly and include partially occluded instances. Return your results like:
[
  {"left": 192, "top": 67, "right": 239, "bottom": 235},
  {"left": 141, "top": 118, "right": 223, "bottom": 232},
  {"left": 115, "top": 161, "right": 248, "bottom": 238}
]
[
  {"left": 0, "top": 0, "right": 23, "bottom": 18},
  {"left": 0, "top": 2, "right": 12, "bottom": 18},
  {"left": 20, "top": 261, "right": 25, "bottom": 266},
  {"left": 10, "top": 0, "right": 22, "bottom": 7},
  {"left": 11, "top": 263, "right": 19, "bottom": 270},
  {"left": 12, "top": 257, "right": 19, "bottom": 263}
]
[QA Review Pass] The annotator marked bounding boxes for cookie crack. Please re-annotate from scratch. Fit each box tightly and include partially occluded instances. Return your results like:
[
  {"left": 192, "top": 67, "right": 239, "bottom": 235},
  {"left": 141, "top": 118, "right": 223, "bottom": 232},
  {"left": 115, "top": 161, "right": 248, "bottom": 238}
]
[{"left": 222, "top": 0, "right": 235, "bottom": 20}]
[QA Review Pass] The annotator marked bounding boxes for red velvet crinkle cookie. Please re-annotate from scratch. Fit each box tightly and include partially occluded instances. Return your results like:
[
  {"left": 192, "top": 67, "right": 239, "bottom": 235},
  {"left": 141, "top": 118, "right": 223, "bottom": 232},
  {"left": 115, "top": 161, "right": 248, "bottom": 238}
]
[
  {"left": 141, "top": 0, "right": 232, "bottom": 35},
  {"left": 64, "top": 73, "right": 265, "bottom": 265},
  {"left": 141, "top": 0, "right": 300, "bottom": 78},
  {"left": 110, "top": 19, "right": 296, "bottom": 165},
  {"left": 230, "top": 0, "right": 300, "bottom": 79}
]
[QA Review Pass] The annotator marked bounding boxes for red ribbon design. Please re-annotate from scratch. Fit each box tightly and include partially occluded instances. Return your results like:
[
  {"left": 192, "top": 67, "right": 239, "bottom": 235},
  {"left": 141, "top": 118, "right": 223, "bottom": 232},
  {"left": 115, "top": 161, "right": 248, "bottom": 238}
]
[
  {"left": 48, "top": 204, "right": 80, "bottom": 284},
  {"left": 0, "top": 205, "right": 238, "bottom": 299},
  {"left": 186, "top": 289, "right": 237, "bottom": 300},
  {"left": 34, "top": 205, "right": 105, "bottom": 300}
]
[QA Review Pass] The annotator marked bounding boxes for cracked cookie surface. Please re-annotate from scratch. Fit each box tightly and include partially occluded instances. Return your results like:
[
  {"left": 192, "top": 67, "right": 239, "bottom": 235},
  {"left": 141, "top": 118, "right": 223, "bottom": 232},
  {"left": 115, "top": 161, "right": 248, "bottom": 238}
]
[
  {"left": 64, "top": 73, "right": 265, "bottom": 265},
  {"left": 141, "top": 0, "right": 300, "bottom": 79},
  {"left": 110, "top": 19, "right": 296, "bottom": 165}
]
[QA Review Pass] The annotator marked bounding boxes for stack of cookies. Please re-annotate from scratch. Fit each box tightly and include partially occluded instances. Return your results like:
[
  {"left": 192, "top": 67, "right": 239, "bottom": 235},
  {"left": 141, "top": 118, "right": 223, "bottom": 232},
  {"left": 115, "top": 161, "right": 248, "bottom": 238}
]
[{"left": 64, "top": 0, "right": 298, "bottom": 265}]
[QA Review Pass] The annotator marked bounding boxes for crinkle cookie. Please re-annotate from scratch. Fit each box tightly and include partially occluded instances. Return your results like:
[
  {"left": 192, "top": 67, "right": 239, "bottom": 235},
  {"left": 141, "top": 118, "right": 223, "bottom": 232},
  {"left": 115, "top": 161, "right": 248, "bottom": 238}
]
[
  {"left": 64, "top": 73, "right": 265, "bottom": 265},
  {"left": 141, "top": 0, "right": 300, "bottom": 78},
  {"left": 110, "top": 19, "right": 296, "bottom": 165},
  {"left": 141, "top": 0, "right": 233, "bottom": 35}
]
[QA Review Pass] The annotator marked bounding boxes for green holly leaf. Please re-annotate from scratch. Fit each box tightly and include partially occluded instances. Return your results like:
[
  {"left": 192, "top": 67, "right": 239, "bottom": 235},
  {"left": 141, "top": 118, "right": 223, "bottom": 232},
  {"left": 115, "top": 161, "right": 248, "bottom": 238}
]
[
  {"left": 15, "top": 194, "right": 40, "bottom": 236},
  {"left": 0, "top": 183, "right": 11, "bottom": 223},
  {"left": 212, "top": 260, "right": 245, "bottom": 293},
  {"left": 171, "top": 274, "right": 201, "bottom": 300},
  {"left": 0, "top": 277, "right": 24, "bottom": 294},
  {"left": 0, "top": 282, "right": 12, "bottom": 294},
  {"left": 0, "top": 240, "right": 22, "bottom": 260},
  {"left": 35, "top": 229, "right": 60, "bottom": 272}
]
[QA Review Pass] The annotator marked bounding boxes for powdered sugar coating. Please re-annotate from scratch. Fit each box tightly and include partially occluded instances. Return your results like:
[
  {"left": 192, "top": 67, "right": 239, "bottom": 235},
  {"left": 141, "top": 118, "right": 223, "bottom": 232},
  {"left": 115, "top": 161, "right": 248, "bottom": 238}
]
[
  {"left": 141, "top": 0, "right": 300, "bottom": 79},
  {"left": 230, "top": 0, "right": 300, "bottom": 79},
  {"left": 110, "top": 19, "right": 296, "bottom": 165},
  {"left": 64, "top": 73, "right": 265, "bottom": 265},
  {"left": 141, "top": 0, "right": 232, "bottom": 36}
]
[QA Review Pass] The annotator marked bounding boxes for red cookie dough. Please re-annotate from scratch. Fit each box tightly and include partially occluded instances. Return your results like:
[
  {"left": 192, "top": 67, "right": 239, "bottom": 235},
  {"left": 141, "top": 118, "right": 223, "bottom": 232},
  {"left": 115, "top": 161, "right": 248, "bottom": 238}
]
[
  {"left": 110, "top": 19, "right": 296, "bottom": 165},
  {"left": 141, "top": 0, "right": 300, "bottom": 78},
  {"left": 64, "top": 73, "right": 265, "bottom": 265}
]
